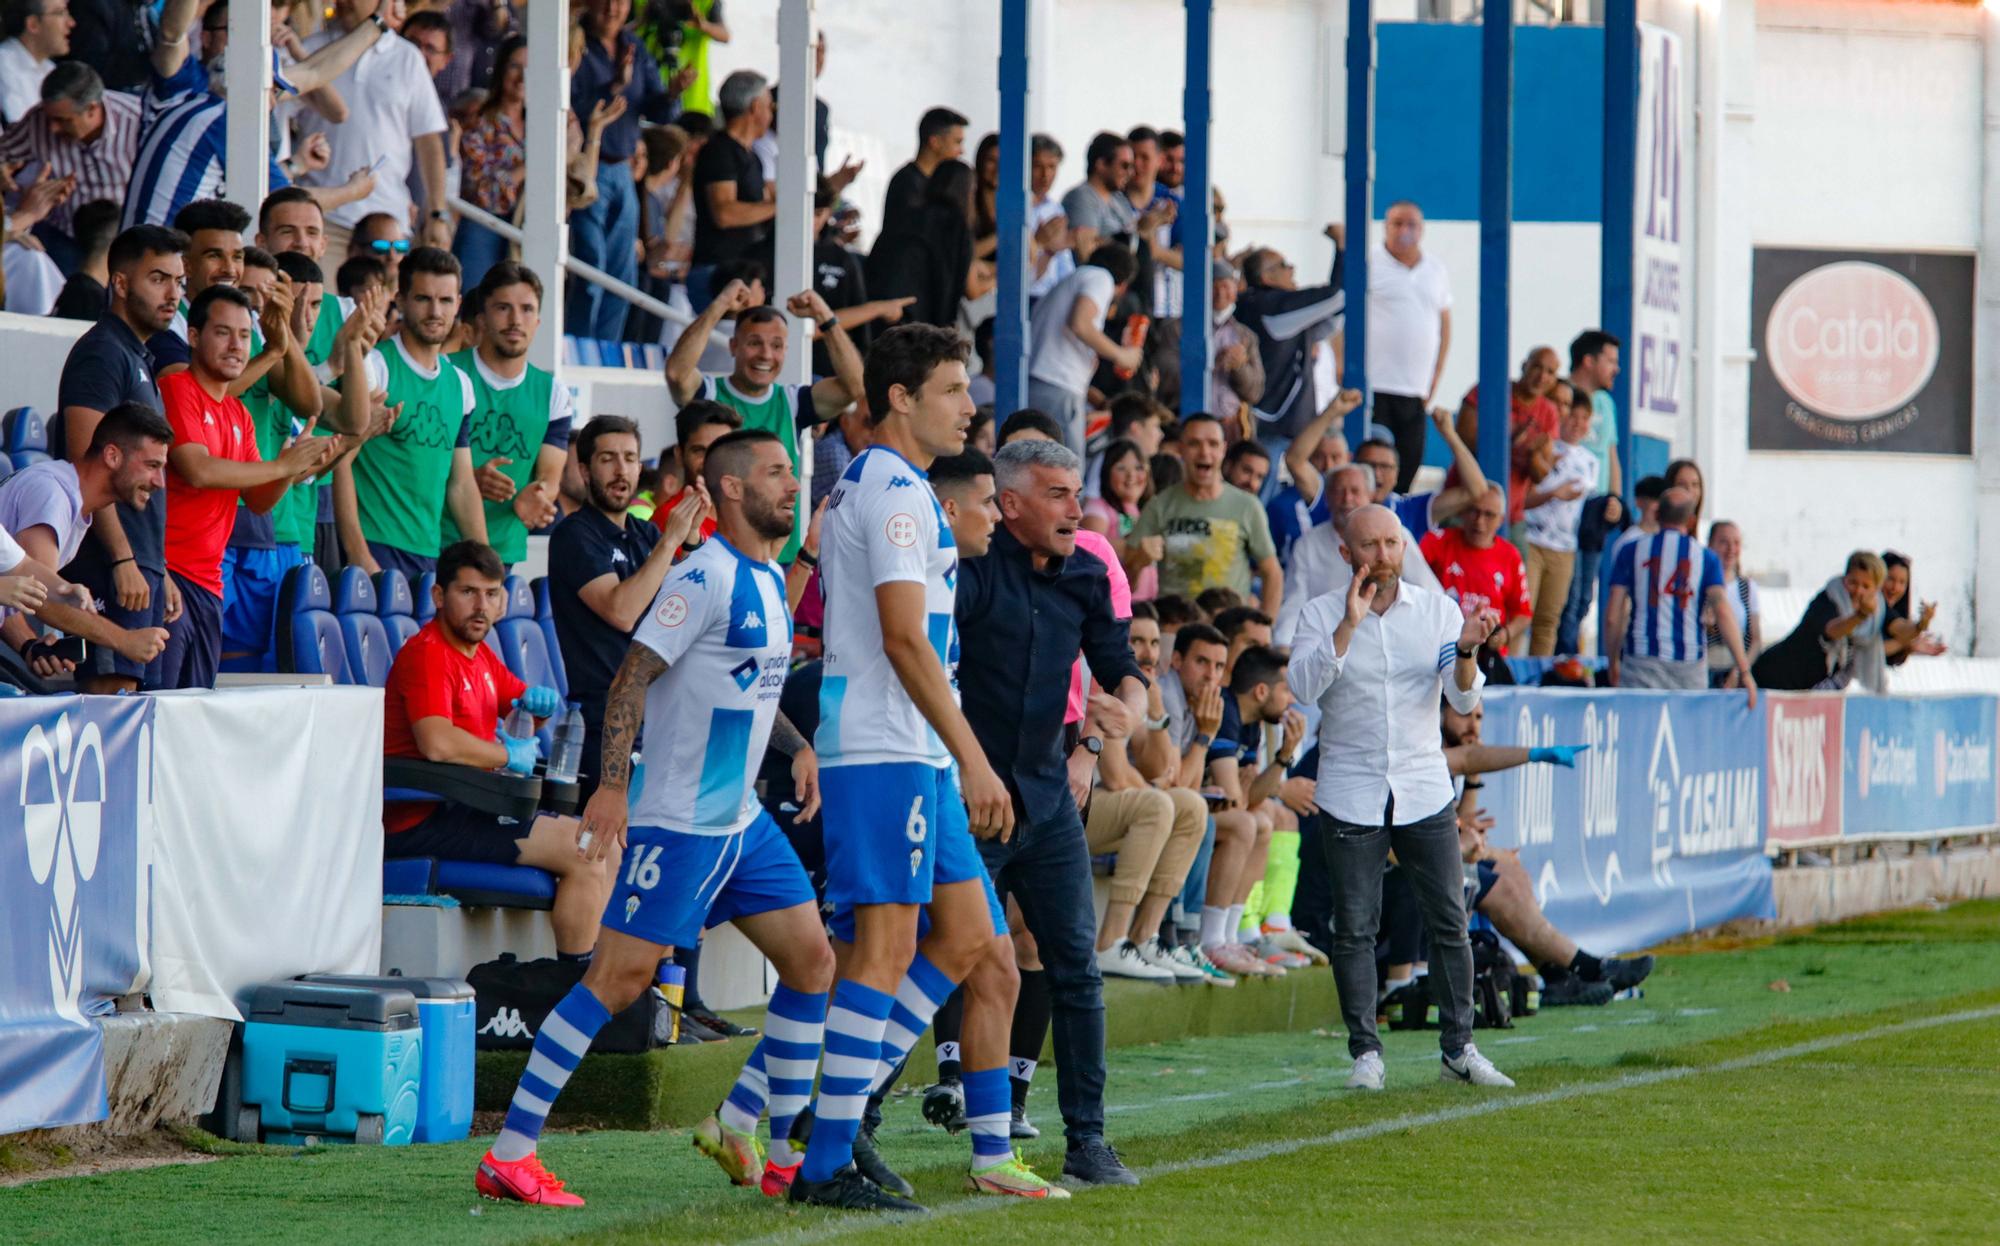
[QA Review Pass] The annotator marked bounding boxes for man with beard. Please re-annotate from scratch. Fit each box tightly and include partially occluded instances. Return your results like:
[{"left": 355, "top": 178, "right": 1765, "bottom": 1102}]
[
  {"left": 441, "top": 263, "right": 567, "bottom": 570},
  {"left": 1287, "top": 504, "right": 1513, "bottom": 1093},
  {"left": 382, "top": 540, "right": 603, "bottom": 954},
  {"left": 158, "top": 285, "right": 339, "bottom": 688},
  {"left": 549, "top": 416, "right": 713, "bottom": 801},
  {"left": 1274, "top": 463, "right": 1439, "bottom": 648},
  {"left": 55, "top": 223, "right": 187, "bottom": 693},
  {"left": 484, "top": 431, "right": 830, "bottom": 1207},
  {"left": 336, "top": 246, "right": 489, "bottom": 579}
]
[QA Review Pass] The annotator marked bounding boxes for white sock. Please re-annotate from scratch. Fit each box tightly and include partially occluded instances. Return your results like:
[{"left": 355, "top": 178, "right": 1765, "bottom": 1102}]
[
  {"left": 1199, "top": 906, "right": 1230, "bottom": 948},
  {"left": 1384, "top": 974, "right": 1414, "bottom": 993},
  {"left": 1265, "top": 913, "right": 1293, "bottom": 932},
  {"left": 1227, "top": 904, "right": 1246, "bottom": 943}
]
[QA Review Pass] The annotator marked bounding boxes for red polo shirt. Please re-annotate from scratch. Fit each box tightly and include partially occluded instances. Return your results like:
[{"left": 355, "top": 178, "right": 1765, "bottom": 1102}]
[
  {"left": 161, "top": 371, "right": 261, "bottom": 596},
  {"left": 382, "top": 620, "right": 527, "bottom": 832}
]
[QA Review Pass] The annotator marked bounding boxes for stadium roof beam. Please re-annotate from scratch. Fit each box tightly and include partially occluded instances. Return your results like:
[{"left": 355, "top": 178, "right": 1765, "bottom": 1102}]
[
  {"left": 223, "top": 0, "right": 273, "bottom": 228},
  {"left": 1602, "top": 0, "right": 1638, "bottom": 502},
  {"left": 994, "top": 0, "right": 1030, "bottom": 415},
  {"left": 522, "top": 0, "right": 569, "bottom": 369},
  {"left": 1342, "top": 0, "right": 1373, "bottom": 448},
  {"left": 773, "top": 0, "right": 816, "bottom": 388},
  {"left": 1475, "top": 0, "right": 1513, "bottom": 495},
  {"left": 1180, "top": 0, "right": 1213, "bottom": 419}
]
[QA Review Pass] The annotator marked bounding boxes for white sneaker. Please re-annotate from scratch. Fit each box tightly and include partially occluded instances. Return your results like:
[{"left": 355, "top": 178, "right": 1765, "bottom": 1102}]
[
  {"left": 1440, "top": 1042, "right": 1515, "bottom": 1087},
  {"left": 1173, "top": 942, "right": 1236, "bottom": 987},
  {"left": 1097, "top": 938, "right": 1175, "bottom": 982},
  {"left": 1138, "top": 937, "right": 1204, "bottom": 981},
  {"left": 1345, "top": 1051, "right": 1386, "bottom": 1091}
]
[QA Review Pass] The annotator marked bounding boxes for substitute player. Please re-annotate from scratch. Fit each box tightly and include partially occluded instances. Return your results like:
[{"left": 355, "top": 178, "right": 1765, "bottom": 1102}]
[
  {"left": 791, "top": 324, "right": 1048, "bottom": 1212},
  {"left": 474, "top": 430, "right": 833, "bottom": 1208}
]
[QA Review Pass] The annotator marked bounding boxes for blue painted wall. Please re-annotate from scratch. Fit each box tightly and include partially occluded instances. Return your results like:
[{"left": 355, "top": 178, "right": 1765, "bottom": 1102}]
[{"left": 1376, "top": 23, "right": 1604, "bottom": 223}]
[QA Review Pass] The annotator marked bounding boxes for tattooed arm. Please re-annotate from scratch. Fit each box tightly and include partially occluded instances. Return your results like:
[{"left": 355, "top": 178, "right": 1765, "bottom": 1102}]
[
  {"left": 769, "top": 711, "right": 808, "bottom": 757},
  {"left": 579, "top": 642, "right": 669, "bottom": 863},
  {"left": 770, "top": 709, "right": 822, "bottom": 820}
]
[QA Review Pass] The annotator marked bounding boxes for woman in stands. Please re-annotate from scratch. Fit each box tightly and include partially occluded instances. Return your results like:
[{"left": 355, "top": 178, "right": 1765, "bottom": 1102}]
[
  {"left": 1752, "top": 550, "right": 1943, "bottom": 693},
  {"left": 1081, "top": 437, "right": 1157, "bottom": 602},
  {"left": 1704, "top": 520, "right": 1761, "bottom": 689},
  {"left": 1663, "top": 457, "right": 1705, "bottom": 538},
  {"left": 1880, "top": 551, "right": 1937, "bottom": 668},
  {"left": 455, "top": 37, "right": 528, "bottom": 290}
]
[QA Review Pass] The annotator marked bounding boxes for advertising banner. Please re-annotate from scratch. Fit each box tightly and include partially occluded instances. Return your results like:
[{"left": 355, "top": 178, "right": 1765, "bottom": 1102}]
[
  {"left": 1748, "top": 248, "right": 1975, "bottom": 454},
  {"left": 1765, "top": 694, "right": 1844, "bottom": 844},
  {"left": 1633, "top": 24, "right": 1691, "bottom": 432},
  {"left": 1480, "top": 689, "right": 1773, "bottom": 954},
  {"left": 0, "top": 697, "right": 154, "bottom": 1134},
  {"left": 1841, "top": 694, "right": 1997, "bottom": 839}
]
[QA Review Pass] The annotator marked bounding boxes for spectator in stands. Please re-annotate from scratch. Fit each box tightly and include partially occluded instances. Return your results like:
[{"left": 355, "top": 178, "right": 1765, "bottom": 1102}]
[
  {"left": 336, "top": 246, "right": 487, "bottom": 578},
  {"left": 1704, "top": 521, "right": 1762, "bottom": 687},
  {"left": 666, "top": 0, "right": 729, "bottom": 113},
  {"left": 1199, "top": 644, "right": 1303, "bottom": 974},
  {"left": 1207, "top": 259, "right": 1263, "bottom": 429},
  {"left": 1082, "top": 438, "right": 1156, "bottom": 602},
  {"left": 867, "top": 156, "right": 978, "bottom": 329},
  {"left": 254, "top": 188, "right": 351, "bottom": 370},
  {"left": 1521, "top": 390, "right": 1599, "bottom": 655},
  {"left": 0, "top": 401, "right": 173, "bottom": 680},
  {"left": 401, "top": 10, "right": 454, "bottom": 102},
  {"left": 663, "top": 277, "right": 862, "bottom": 562},
  {"left": 1234, "top": 237, "right": 1345, "bottom": 494},
  {"left": 1557, "top": 330, "right": 1626, "bottom": 656},
  {"left": 567, "top": 0, "right": 678, "bottom": 338},
  {"left": 295, "top": 0, "right": 453, "bottom": 262},
  {"left": 1504, "top": 346, "right": 1562, "bottom": 528},
  {"left": 688, "top": 69, "right": 772, "bottom": 311},
  {"left": 3, "top": 166, "right": 68, "bottom": 311},
  {"left": 383, "top": 540, "right": 609, "bottom": 957},
  {"left": 0, "top": 62, "right": 138, "bottom": 264},
  {"left": 1126, "top": 411, "right": 1281, "bottom": 615},
  {"left": 55, "top": 223, "right": 186, "bottom": 693},
  {"left": 882, "top": 106, "right": 967, "bottom": 241},
  {"left": 1752, "top": 550, "right": 1942, "bottom": 694},
  {"left": 1274, "top": 463, "right": 1443, "bottom": 646},
  {"left": 1606, "top": 487, "right": 1755, "bottom": 700},
  {"left": 802, "top": 179, "right": 913, "bottom": 373},
  {"left": 1145, "top": 621, "right": 1246, "bottom": 980},
  {"left": 1266, "top": 388, "right": 1357, "bottom": 568},
  {"left": 158, "top": 285, "right": 338, "bottom": 688},
  {"left": 1664, "top": 457, "right": 1705, "bottom": 537},
  {"left": 655, "top": 398, "right": 733, "bottom": 547},
  {"left": 1124, "top": 125, "right": 1183, "bottom": 319},
  {"left": 1879, "top": 551, "right": 1937, "bottom": 669},
  {"left": 61, "top": 0, "right": 146, "bottom": 92},
  {"left": 453, "top": 35, "right": 526, "bottom": 290},
  {"left": 352, "top": 211, "right": 412, "bottom": 290},
  {"left": 1222, "top": 439, "right": 1269, "bottom": 498},
  {"left": 127, "top": 0, "right": 381, "bottom": 232},
  {"left": 1421, "top": 484, "right": 1532, "bottom": 656},
  {"left": 1027, "top": 133, "right": 1073, "bottom": 298},
  {"left": 148, "top": 198, "right": 252, "bottom": 368},
  {"left": 810, "top": 398, "right": 870, "bottom": 510},
  {"left": 0, "top": 0, "right": 71, "bottom": 127},
  {"left": 1062, "top": 131, "right": 1148, "bottom": 263},
  {"left": 1348, "top": 410, "right": 1486, "bottom": 537},
  {"left": 1364, "top": 201, "right": 1452, "bottom": 492},
  {"left": 432, "top": 0, "right": 511, "bottom": 103},
  {"left": 48, "top": 195, "right": 115, "bottom": 320},
  {"left": 1025, "top": 243, "right": 1140, "bottom": 459},
  {"left": 1212, "top": 604, "right": 1273, "bottom": 670}
]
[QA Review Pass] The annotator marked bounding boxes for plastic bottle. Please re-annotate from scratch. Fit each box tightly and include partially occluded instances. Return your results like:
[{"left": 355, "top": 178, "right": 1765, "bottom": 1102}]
[
  {"left": 547, "top": 704, "right": 585, "bottom": 782},
  {"left": 502, "top": 705, "right": 536, "bottom": 749}
]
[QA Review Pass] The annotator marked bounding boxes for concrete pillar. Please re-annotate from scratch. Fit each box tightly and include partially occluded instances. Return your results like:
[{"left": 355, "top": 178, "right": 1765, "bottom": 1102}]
[
  {"left": 773, "top": 0, "right": 816, "bottom": 388},
  {"left": 522, "top": 0, "right": 570, "bottom": 371},
  {"left": 224, "top": 0, "right": 272, "bottom": 229}
]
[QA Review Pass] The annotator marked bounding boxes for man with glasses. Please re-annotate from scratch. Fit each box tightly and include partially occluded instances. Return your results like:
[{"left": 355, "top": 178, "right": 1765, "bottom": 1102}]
[
  {"left": 0, "top": 0, "right": 73, "bottom": 128},
  {"left": 1234, "top": 236, "right": 1346, "bottom": 501},
  {"left": 353, "top": 212, "right": 412, "bottom": 287},
  {"left": 1060, "top": 131, "right": 1157, "bottom": 264}
]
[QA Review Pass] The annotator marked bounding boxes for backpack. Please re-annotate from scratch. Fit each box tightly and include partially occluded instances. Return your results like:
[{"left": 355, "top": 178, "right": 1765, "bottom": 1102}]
[
  {"left": 1470, "top": 931, "right": 1516, "bottom": 1030},
  {"left": 465, "top": 954, "right": 671, "bottom": 1052}
]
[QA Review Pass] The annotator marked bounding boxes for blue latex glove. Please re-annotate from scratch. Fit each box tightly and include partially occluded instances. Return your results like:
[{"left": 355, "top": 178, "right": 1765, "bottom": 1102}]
[
  {"left": 498, "top": 731, "right": 541, "bottom": 776},
  {"left": 1530, "top": 744, "right": 1589, "bottom": 768},
  {"left": 518, "top": 685, "right": 562, "bottom": 718}
]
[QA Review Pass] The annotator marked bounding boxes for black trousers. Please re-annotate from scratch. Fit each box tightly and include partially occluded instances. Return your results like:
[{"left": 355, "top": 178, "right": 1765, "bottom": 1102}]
[{"left": 1372, "top": 391, "right": 1429, "bottom": 494}]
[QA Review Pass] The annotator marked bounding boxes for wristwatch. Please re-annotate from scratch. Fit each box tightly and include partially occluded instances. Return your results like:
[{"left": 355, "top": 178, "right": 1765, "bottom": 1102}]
[
  {"left": 1190, "top": 732, "right": 1213, "bottom": 749},
  {"left": 368, "top": 12, "right": 389, "bottom": 33},
  {"left": 1144, "top": 713, "right": 1169, "bottom": 732},
  {"left": 817, "top": 315, "right": 839, "bottom": 336},
  {"left": 1080, "top": 736, "right": 1104, "bottom": 757},
  {"left": 1456, "top": 644, "right": 1478, "bottom": 660}
]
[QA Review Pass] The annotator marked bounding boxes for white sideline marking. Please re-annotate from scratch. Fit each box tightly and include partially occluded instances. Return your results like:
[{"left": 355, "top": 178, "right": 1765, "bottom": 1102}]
[{"left": 741, "top": 1004, "right": 2000, "bottom": 1245}]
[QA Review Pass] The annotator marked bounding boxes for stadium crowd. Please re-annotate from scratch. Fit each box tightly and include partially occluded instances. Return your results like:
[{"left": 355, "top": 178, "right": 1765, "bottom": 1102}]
[{"left": 0, "top": 0, "right": 1954, "bottom": 1216}]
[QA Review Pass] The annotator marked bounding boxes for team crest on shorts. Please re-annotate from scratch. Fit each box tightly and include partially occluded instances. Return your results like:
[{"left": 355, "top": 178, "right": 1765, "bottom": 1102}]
[
  {"left": 909, "top": 847, "right": 923, "bottom": 877},
  {"left": 625, "top": 894, "right": 641, "bottom": 922}
]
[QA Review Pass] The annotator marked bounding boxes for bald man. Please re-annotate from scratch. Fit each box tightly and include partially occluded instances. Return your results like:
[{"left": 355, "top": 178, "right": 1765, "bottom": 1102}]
[{"left": 1273, "top": 464, "right": 1439, "bottom": 647}]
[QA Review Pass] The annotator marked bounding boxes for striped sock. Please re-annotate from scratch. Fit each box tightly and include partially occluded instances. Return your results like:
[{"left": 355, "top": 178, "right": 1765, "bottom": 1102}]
[
  {"left": 798, "top": 979, "right": 894, "bottom": 1183},
  {"left": 963, "top": 1066, "right": 1012, "bottom": 1164},
  {"left": 719, "top": 1042, "right": 768, "bottom": 1137},
  {"left": 759, "top": 984, "right": 828, "bottom": 1166},
  {"left": 491, "top": 985, "right": 611, "bottom": 1162},
  {"left": 870, "top": 953, "right": 957, "bottom": 1093}
]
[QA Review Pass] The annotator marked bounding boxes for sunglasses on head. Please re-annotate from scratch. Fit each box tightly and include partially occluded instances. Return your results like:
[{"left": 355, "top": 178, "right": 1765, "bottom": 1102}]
[{"left": 370, "top": 238, "right": 412, "bottom": 255}]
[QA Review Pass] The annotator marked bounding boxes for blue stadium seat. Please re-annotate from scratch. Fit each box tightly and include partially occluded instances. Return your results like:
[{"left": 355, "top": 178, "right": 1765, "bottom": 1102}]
[
  {"left": 3, "top": 407, "right": 50, "bottom": 467},
  {"left": 560, "top": 335, "right": 584, "bottom": 367},
  {"left": 0, "top": 452, "right": 16, "bottom": 485},
  {"left": 379, "top": 856, "right": 557, "bottom": 910},
  {"left": 374, "top": 570, "right": 420, "bottom": 657},
  {"left": 412, "top": 571, "right": 437, "bottom": 624},
  {"left": 494, "top": 576, "right": 564, "bottom": 735},
  {"left": 333, "top": 567, "right": 393, "bottom": 687},
  {"left": 638, "top": 343, "right": 666, "bottom": 372},
  {"left": 273, "top": 564, "right": 351, "bottom": 682},
  {"left": 529, "top": 577, "right": 567, "bottom": 700}
]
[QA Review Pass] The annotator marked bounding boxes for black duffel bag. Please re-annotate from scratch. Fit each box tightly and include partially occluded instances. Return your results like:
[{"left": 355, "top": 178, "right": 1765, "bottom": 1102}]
[{"left": 466, "top": 953, "right": 670, "bottom": 1052}]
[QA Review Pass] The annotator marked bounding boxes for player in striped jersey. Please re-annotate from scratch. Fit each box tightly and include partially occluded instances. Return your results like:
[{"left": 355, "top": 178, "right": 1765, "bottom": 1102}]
[
  {"left": 476, "top": 429, "right": 833, "bottom": 1208},
  {"left": 1605, "top": 486, "right": 1756, "bottom": 706}
]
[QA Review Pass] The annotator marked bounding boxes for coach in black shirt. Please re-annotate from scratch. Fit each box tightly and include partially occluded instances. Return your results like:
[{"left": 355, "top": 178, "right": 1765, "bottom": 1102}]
[{"left": 956, "top": 437, "right": 1147, "bottom": 1186}]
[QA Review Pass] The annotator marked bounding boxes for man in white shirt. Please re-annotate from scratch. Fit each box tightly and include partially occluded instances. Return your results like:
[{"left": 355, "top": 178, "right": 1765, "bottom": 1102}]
[
  {"left": 1273, "top": 464, "right": 1439, "bottom": 647},
  {"left": 1026, "top": 244, "right": 1140, "bottom": 461},
  {"left": 1521, "top": 390, "right": 1599, "bottom": 655},
  {"left": 1287, "top": 504, "right": 1513, "bottom": 1092},
  {"left": 1027, "top": 133, "right": 1074, "bottom": 298},
  {"left": 0, "top": 0, "right": 70, "bottom": 126},
  {"left": 1364, "top": 200, "right": 1452, "bottom": 493},
  {"left": 296, "top": 0, "right": 450, "bottom": 265}
]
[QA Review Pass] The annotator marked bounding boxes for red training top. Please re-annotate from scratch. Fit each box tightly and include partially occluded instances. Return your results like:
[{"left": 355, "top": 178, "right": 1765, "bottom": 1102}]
[
  {"left": 1420, "top": 527, "right": 1534, "bottom": 655},
  {"left": 382, "top": 619, "right": 527, "bottom": 832},
  {"left": 161, "top": 371, "right": 262, "bottom": 595},
  {"left": 652, "top": 485, "right": 718, "bottom": 544}
]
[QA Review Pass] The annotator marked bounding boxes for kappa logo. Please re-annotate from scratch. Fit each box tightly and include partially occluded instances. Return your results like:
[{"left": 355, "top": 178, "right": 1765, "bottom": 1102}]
[
  {"left": 23, "top": 714, "right": 109, "bottom": 1026},
  {"left": 683, "top": 569, "right": 708, "bottom": 587},
  {"left": 889, "top": 476, "right": 915, "bottom": 489},
  {"left": 479, "top": 1007, "right": 536, "bottom": 1040},
  {"left": 741, "top": 610, "right": 763, "bottom": 631}
]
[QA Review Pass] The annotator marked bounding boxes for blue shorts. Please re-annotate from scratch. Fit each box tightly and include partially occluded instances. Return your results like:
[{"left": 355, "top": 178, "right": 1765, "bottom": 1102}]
[
  {"left": 1465, "top": 860, "right": 1500, "bottom": 911},
  {"left": 159, "top": 573, "right": 223, "bottom": 690},
  {"left": 367, "top": 542, "right": 436, "bottom": 584},
  {"left": 600, "top": 808, "right": 817, "bottom": 950},
  {"left": 221, "top": 544, "right": 304, "bottom": 672},
  {"left": 822, "top": 761, "right": 1006, "bottom": 940},
  {"left": 74, "top": 561, "right": 164, "bottom": 685}
]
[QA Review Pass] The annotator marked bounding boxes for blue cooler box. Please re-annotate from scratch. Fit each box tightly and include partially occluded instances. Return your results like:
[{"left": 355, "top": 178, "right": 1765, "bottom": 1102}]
[
  {"left": 304, "top": 974, "right": 475, "bottom": 1143},
  {"left": 242, "top": 982, "right": 421, "bottom": 1146}
]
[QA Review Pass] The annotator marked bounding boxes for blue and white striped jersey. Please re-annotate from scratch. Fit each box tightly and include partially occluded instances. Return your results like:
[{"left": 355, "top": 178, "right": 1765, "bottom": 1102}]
[
  {"left": 629, "top": 535, "right": 794, "bottom": 835},
  {"left": 816, "top": 445, "right": 959, "bottom": 769},
  {"left": 1609, "top": 528, "right": 1724, "bottom": 663}
]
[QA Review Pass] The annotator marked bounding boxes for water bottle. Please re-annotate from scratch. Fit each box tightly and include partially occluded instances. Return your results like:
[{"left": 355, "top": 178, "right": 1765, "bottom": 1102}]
[
  {"left": 502, "top": 705, "right": 537, "bottom": 762},
  {"left": 547, "top": 703, "right": 585, "bottom": 783}
]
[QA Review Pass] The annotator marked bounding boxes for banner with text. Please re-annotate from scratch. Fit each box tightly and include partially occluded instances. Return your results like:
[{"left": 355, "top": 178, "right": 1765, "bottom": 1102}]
[
  {"left": 1841, "top": 694, "right": 1997, "bottom": 839},
  {"left": 1765, "top": 694, "right": 1844, "bottom": 845},
  {"left": 1633, "top": 24, "right": 1690, "bottom": 433},
  {"left": 0, "top": 697, "right": 153, "bottom": 1134},
  {"left": 1481, "top": 689, "right": 1773, "bottom": 955}
]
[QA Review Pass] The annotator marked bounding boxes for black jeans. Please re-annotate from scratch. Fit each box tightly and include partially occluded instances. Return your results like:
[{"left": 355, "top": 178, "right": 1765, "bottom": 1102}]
[
  {"left": 978, "top": 800, "right": 1106, "bottom": 1143},
  {"left": 1323, "top": 801, "right": 1474, "bottom": 1059},
  {"left": 1371, "top": 391, "right": 1429, "bottom": 494}
]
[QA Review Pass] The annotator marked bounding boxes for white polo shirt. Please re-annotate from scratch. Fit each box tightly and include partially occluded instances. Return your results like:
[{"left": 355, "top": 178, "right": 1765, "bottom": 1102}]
[
  {"left": 1364, "top": 242, "right": 1453, "bottom": 398},
  {"left": 296, "top": 30, "right": 447, "bottom": 229}
]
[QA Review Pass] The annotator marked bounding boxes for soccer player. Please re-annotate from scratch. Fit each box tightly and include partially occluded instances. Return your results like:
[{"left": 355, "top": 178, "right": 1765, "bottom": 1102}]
[
  {"left": 477, "top": 429, "right": 833, "bottom": 1209},
  {"left": 790, "top": 324, "right": 1027, "bottom": 1212},
  {"left": 442, "top": 262, "right": 568, "bottom": 570}
]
